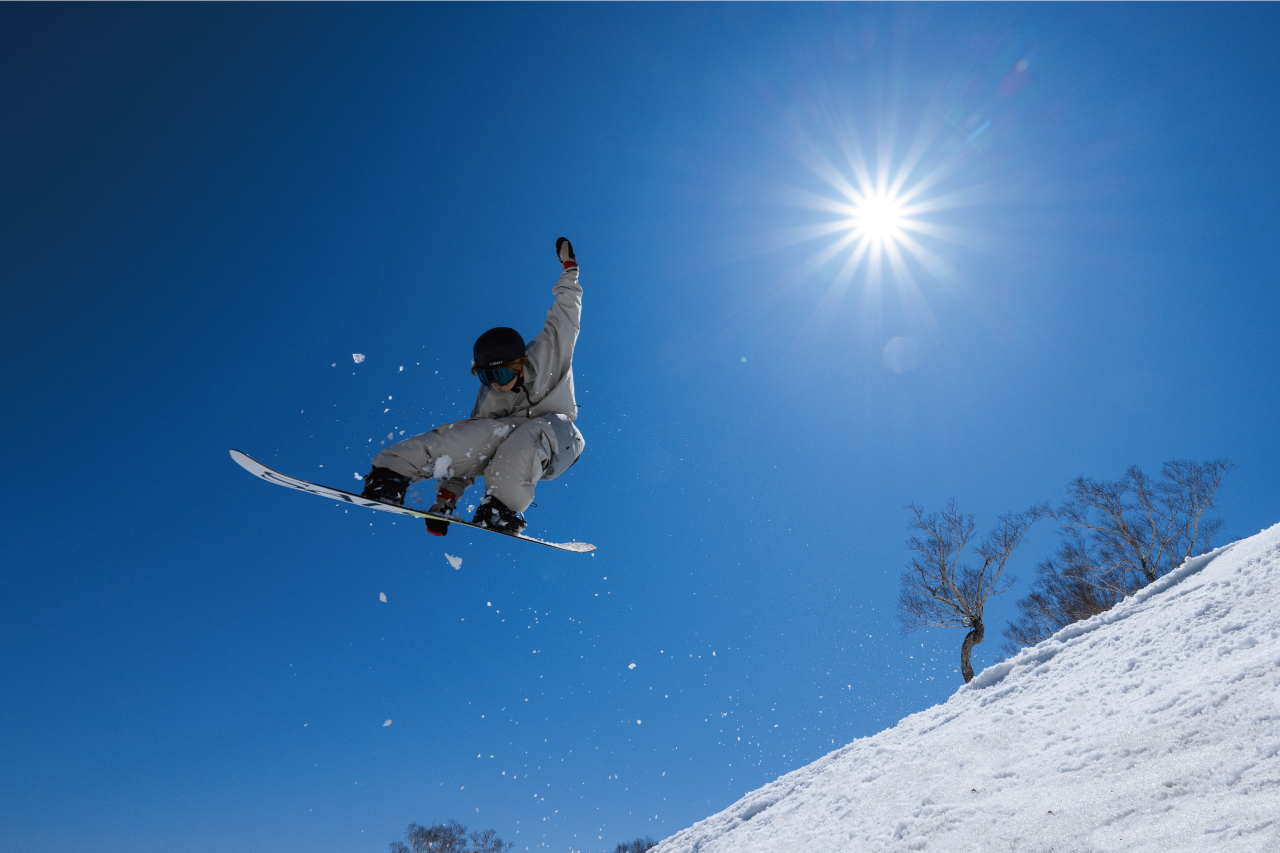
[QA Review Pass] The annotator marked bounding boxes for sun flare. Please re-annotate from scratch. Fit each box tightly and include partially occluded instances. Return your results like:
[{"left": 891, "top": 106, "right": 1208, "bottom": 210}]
[
  {"left": 850, "top": 192, "right": 906, "bottom": 244},
  {"left": 778, "top": 113, "right": 982, "bottom": 345}
]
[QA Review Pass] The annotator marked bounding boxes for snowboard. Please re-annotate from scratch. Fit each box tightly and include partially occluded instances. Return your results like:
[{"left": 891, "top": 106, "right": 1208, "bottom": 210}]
[{"left": 230, "top": 449, "right": 595, "bottom": 554}]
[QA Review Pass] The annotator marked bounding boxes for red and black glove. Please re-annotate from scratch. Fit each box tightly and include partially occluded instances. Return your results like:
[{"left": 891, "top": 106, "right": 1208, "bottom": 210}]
[{"left": 556, "top": 237, "right": 577, "bottom": 270}]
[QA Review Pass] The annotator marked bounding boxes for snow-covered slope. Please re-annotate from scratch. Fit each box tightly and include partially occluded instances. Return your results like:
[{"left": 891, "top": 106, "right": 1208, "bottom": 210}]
[{"left": 656, "top": 524, "right": 1280, "bottom": 852}]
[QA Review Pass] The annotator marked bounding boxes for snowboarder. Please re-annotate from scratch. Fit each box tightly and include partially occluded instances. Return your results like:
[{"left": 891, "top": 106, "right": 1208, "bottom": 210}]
[{"left": 359, "top": 238, "right": 585, "bottom": 537}]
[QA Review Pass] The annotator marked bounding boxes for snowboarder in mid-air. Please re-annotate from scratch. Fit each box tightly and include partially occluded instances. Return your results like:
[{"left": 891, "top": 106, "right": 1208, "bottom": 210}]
[{"left": 359, "top": 238, "right": 585, "bottom": 537}]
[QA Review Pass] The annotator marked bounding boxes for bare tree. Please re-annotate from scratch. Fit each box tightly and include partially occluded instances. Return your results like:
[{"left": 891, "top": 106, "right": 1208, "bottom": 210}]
[
  {"left": 1002, "top": 541, "right": 1118, "bottom": 653},
  {"left": 1051, "top": 459, "right": 1233, "bottom": 594},
  {"left": 390, "top": 820, "right": 512, "bottom": 853},
  {"left": 614, "top": 837, "right": 658, "bottom": 853},
  {"left": 898, "top": 502, "right": 1043, "bottom": 683},
  {"left": 1003, "top": 459, "right": 1233, "bottom": 651}
]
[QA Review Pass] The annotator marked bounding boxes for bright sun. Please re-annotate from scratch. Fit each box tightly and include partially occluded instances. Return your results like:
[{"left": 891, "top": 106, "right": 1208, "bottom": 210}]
[
  {"left": 780, "top": 121, "right": 975, "bottom": 316},
  {"left": 852, "top": 193, "right": 906, "bottom": 243}
]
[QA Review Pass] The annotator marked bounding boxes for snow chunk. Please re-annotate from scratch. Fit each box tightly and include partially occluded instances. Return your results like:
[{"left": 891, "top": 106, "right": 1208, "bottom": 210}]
[
  {"left": 352, "top": 353, "right": 365, "bottom": 364},
  {"left": 354, "top": 472, "right": 363, "bottom": 480},
  {"left": 628, "top": 663, "right": 637, "bottom": 670},
  {"left": 382, "top": 719, "right": 392, "bottom": 727},
  {"left": 432, "top": 455, "right": 453, "bottom": 478},
  {"left": 379, "top": 592, "right": 387, "bottom": 603},
  {"left": 445, "top": 553, "right": 463, "bottom": 570}
]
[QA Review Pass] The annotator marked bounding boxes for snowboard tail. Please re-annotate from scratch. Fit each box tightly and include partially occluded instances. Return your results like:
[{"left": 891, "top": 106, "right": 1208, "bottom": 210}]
[{"left": 229, "top": 449, "right": 595, "bottom": 553}]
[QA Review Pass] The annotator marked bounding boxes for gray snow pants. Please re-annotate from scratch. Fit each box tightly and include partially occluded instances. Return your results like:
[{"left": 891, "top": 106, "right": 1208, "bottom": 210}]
[{"left": 370, "top": 414, "right": 584, "bottom": 513}]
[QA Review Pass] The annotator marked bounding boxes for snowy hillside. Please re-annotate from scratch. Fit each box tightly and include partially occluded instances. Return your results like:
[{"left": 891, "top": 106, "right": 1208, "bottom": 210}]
[{"left": 655, "top": 524, "right": 1280, "bottom": 852}]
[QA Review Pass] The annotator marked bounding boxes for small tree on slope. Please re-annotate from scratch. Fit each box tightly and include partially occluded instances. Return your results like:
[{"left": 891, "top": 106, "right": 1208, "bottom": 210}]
[
  {"left": 1001, "top": 543, "right": 1116, "bottom": 652},
  {"left": 1004, "top": 458, "right": 1234, "bottom": 651},
  {"left": 897, "top": 502, "right": 1043, "bottom": 683}
]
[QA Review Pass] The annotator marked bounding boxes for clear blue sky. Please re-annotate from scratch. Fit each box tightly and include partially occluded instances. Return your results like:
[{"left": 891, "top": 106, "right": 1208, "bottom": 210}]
[{"left": 2, "top": 4, "right": 1278, "bottom": 852}]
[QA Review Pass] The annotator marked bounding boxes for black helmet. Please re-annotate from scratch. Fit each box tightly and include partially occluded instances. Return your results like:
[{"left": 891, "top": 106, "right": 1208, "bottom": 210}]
[{"left": 473, "top": 326, "right": 526, "bottom": 368}]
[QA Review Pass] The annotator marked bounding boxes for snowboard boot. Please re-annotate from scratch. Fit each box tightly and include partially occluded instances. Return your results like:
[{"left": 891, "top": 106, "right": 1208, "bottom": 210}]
[
  {"left": 471, "top": 495, "right": 527, "bottom": 535},
  {"left": 424, "top": 489, "right": 458, "bottom": 537},
  {"left": 361, "top": 467, "right": 410, "bottom": 506}
]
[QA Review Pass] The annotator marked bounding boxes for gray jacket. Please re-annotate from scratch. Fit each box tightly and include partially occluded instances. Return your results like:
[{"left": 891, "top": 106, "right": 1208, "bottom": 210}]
[
  {"left": 470, "top": 266, "right": 581, "bottom": 422},
  {"left": 370, "top": 267, "right": 584, "bottom": 500}
]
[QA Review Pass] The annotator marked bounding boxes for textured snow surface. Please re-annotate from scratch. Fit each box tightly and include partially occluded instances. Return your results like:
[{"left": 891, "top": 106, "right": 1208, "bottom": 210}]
[{"left": 655, "top": 524, "right": 1280, "bottom": 853}]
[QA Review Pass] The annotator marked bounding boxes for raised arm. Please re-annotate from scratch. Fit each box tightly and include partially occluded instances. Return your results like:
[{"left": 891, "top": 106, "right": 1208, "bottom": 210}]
[{"left": 522, "top": 239, "right": 582, "bottom": 400}]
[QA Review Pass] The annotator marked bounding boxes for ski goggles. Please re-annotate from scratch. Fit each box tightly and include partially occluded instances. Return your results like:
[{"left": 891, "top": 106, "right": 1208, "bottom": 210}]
[{"left": 476, "top": 366, "right": 518, "bottom": 387}]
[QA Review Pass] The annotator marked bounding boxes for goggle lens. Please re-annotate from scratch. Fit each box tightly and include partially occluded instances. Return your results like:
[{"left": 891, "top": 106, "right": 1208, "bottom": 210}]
[{"left": 477, "top": 367, "right": 516, "bottom": 387}]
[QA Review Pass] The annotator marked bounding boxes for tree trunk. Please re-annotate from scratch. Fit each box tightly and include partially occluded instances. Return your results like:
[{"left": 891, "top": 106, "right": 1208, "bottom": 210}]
[{"left": 960, "top": 619, "right": 985, "bottom": 683}]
